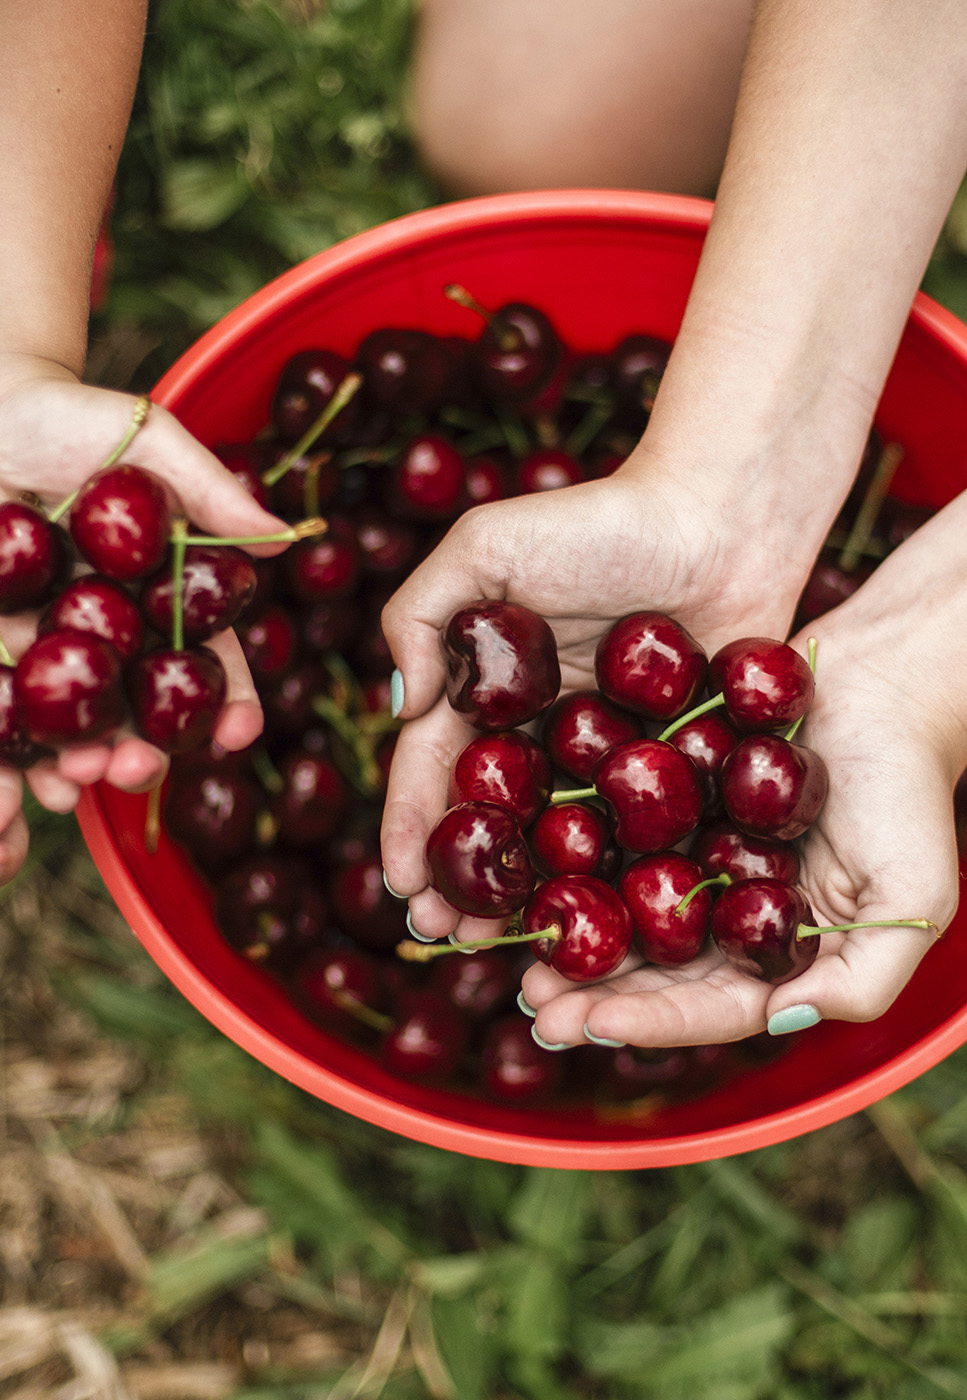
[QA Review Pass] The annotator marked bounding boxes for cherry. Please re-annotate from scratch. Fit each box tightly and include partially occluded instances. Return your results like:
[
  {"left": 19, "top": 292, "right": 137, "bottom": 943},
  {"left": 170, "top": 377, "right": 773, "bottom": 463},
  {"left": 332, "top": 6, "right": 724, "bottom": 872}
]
[
  {"left": 260, "top": 661, "right": 330, "bottom": 739},
  {"left": 690, "top": 818, "right": 801, "bottom": 884},
  {"left": 69, "top": 463, "right": 173, "bottom": 581},
  {"left": 293, "top": 945, "right": 388, "bottom": 1031},
  {"left": 603, "top": 1044, "right": 691, "bottom": 1100},
  {"left": 271, "top": 349, "right": 360, "bottom": 445},
  {"left": 541, "top": 689, "right": 641, "bottom": 784},
  {"left": 431, "top": 946, "right": 518, "bottom": 1021},
  {"left": 523, "top": 873, "right": 633, "bottom": 982},
  {"left": 442, "top": 600, "right": 561, "bottom": 731},
  {"left": 795, "top": 548, "right": 872, "bottom": 626},
  {"left": 272, "top": 749, "right": 349, "bottom": 849},
  {"left": 708, "top": 637, "right": 815, "bottom": 732},
  {"left": 667, "top": 710, "right": 741, "bottom": 820},
  {"left": 720, "top": 733, "right": 828, "bottom": 841},
  {"left": 515, "top": 448, "right": 585, "bottom": 494},
  {"left": 15, "top": 628, "right": 125, "bottom": 746},
  {"left": 300, "top": 597, "right": 361, "bottom": 655},
  {"left": 530, "top": 802, "right": 619, "bottom": 881},
  {"left": 381, "top": 991, "right": 468, "bottom": 1081},
  {"left": 609, "top": 334, "right": 671, "bottom": 418},
  {"left": 709, "top": 877, "right": 820, "bottom": 984},
  {"left": 481, "top": 1015, "right": 563, "bottom": 1100},
  {"left": 354, "top": 507, "right": 418, "bottom": 580},
  {"left": 446, "top": 287, "right": 561, "bottom": 403},
  {"left": 591, "top": 738, "right": 704, "bottom": 853},
  {"left": 448, "top": 728, "right": 552, "bottom": 828},
  {"left": 215, "top": 854, "right": 326, "bottom": 968},
  {"left": 465, "top": 454, "right": 510, "bottom": 506},
  {"left": 424, "top": 800, "right": 535, "bottom": 918},
  {"left": 266, "top": 449, "right": 340, "bottom": 521},
  {"left": 618, "top": 852, "right": 710, "bottom": 966},
  {"left": 38, "top": 573, "right": 145, "bottom": 661},
  {"left": 329, "top": 850, "right": 409, "bottom": 951},
  {"left": 0, "top": 663, "right": 52, "bottom": 769},
  {"left": 595, "top": 611, "right": 708, "bottom": 721},
  {"left": 236, "top": 603, "right": 300, "bottom": 682},
  {"left": 140, "top": 544, "right": 257, "bottom": 644},
  {"left": 355, "top": 327, "right": 452, "bottom": 418},
  {"left": 0, "top": 501, "right": 71, "bottom": 613},
  {"left": 163, "top": 766, "right": 259, "bottom": 873},
  {"left": 282, "top": 515, "right": 360, "bottom": 604},
  {"left": 388, "top": 434, "right": 466, "bottom": 522},
  {"left": 215, "top": 442, "right": 272, "bottom": 510},
  {"left": 126, "top": 646, "right": 227, "bottom": 753}
]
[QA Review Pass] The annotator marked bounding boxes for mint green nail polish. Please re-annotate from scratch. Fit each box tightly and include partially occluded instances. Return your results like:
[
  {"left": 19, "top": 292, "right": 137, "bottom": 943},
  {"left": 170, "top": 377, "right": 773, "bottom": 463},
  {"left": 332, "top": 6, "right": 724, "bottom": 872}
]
[
  {"left": 583, "top": 1024, "right": 626, "bottom": 1047},
  {"left": 390, "top": 668, "right": 405, "bottom": 718},
  {"left": 517, "top": 990, "right": 537, "bottom": 1018},
  {"left": 767, "top": 1003, "right": 821, "bottom": 1036},
  {"left": 531, "top": 1026, "right": 572, "bottom": 1052},
  {"left": 382, "top": 868, "right": 405, "bottom": 900},
  {"left": 405, "top": 909, "right": 435, "bottom": 944}
]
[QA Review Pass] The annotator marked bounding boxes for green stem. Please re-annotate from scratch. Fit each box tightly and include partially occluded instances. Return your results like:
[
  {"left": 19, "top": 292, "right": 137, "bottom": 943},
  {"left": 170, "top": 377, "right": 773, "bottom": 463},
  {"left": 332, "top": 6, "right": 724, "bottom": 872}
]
[
  {"left": 797, "top": 917, "right": 940, "bottom": 941},
  {"left": 0, "top": 632, "right": 14, "bottom": 668},
  {"left": 837, "top": 441, "right": 904, "bottom": 574},
  {"left": 675, "top": 874, "right": 731, "bottom": 915},
  {"left": 249, "top": 744, "right": 285, "bottom": 796},
  {"left": 550, "top": 785, "right": 597, "bottom": 806},
  {"left": 396, "top": 923, "right": 559, "bottom": 962},
  {"left": 169, "top": 517, "right": 188, "bottom": 652},
  {"left": 564, "top": 401, "right": 613, "bottom": 459},
  {"left": 260, "top": 372, "right": 363, "bottom": 488},
  {"left": 443, "top": 283, "right": 518, "bottom": 352},
  {"left": 50, "top": 394, "right": 152, "bottom": 524},
  {"left": 312, "top": 695, "right": 384, "bottom": 798},
  {"left": 183, "top": 517, "right": 327, "bottom": 547},
  {"left": 657, "top": 692, "right": 727, "bottom": 744},
  {"left": 784, "top": 636, "right": 818, "bottom": 742}
]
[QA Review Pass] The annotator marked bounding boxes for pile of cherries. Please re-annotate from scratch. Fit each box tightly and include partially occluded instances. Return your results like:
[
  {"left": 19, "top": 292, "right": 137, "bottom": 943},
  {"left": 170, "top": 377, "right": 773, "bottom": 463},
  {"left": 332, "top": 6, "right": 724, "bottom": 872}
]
[{"left": 0, "top": 284, "right": 936, "bottom": 1111}]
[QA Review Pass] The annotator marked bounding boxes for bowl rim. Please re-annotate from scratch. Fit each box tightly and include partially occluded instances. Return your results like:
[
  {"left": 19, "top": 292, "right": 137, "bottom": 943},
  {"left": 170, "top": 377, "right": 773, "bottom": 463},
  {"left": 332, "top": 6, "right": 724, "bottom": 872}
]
[{"left": 79, "top": 188, "right": 967, "bottom": 1168}]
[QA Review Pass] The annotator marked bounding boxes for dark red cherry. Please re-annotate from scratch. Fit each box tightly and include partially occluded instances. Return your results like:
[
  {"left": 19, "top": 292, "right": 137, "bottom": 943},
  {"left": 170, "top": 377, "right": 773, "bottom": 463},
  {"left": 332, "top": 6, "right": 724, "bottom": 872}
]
[
  {"left": 69, "top": 463, "right": 173, "bottom": 581},
  {"left": 236, "top": 603, "right": 300, "bottom": 682},
  {"left": 299, "top": 596, "right": 360, "bottom": 655},
  {"left": 424, "top": 801, "right": 535, "bottom": 918},
  {"left": 355, "top": 328, "right": 452, "bottom": 418},
  {"left": 0, "top": 501, "right": 71, "bottom": 613},
  {"left": 720, "top": 734, "right": 828, "bottom": 841},
  {"left": 618, "top": 852, "right": 710, "bottom": 966},
  {"left": 140, "top": 545, "right": 257, "bottom": 644},
  {"left": 0, "top": 665, "right": 53, "bottom": 768},
  {"left": 431, "top": 946, "right": 518, "bottom": 1021},
  {"left": 354, "top": 507, "right": 418, "bottom": 580},
  {"left": 266, "top": 449, "right": 340, "bottom": 520},
  {"left": 293, "top": 945, "right": 386, "bottom": 1029},
  {"left": 465, "top": 454, "right": 510, "bottom": 506},
  {"left": 709, "top": 637, "right": 814, "bottom": 732},
  {"left": 215, "top": 855, "right": 325, "bottom": 968},
  {"left": 667, "top": 710, "right": 741, "bottom": 819},
  {"left": 541, "top": 689, "right": 641, "bottom": 783},
  {"left": 39, "top": 573, "right": 144, "bottom": 661},
  {"left": 270, "top": 348, "right": 360, "bottom": 445},
  {"left": 126, "top": 645, "right": 227, "bottom": 753},
  {"left": 530, "top": 802, "right": 620, "bottom": 881},
  {"left": 595, "top": 612, "right": 708, "bottom": 721},
  {"left": 15, "top": 629, "right": 125, "bottom": 746},
  {"left": 690, "top": 818, "right": 801, "bottom": 884},
  {"left": 282, "top": 514, "right": 360, "bottom": 605},
  {"left": 710, "top": 877, "right": 820, "bottom": 984},
  {"left": 515, "top": 449, "right": 585, "bottom": 494},
  {"left": 481, "top": 1016, "right": 563, "bottom": 1101},
  {"left": 164, "top": 766, "right": 259, "bottom": 872},
  {"left": 523, "top": 873, "right": 632, "bottom": 982},
  {"left": 260, "top": 661, "right": 329, "bottom": 739},
  {"left": 604, "top": 1044, "right": 691, "bottom": 1100},
  {"left": 272, "top": 750, "right": 349, "bottom": 849},
  {"left": 214, "top": 442, "right": 272, "bottom": 510},
  {"left": 388, "top": 434, "right": 466, "bottom": 522},
  {"left": 795, "top": 548, "right": 872, "bottom": 626},
  {"left": 381, "top": 991, "right": 468, "bottom": 1081},
  {"left": 442, "top": 600, "right": 561, "bottom": 731},
  {"left": 593, "top": 739, "right": 704, "bottom": 854},
  {"left": 448, "top": 729, "right": 552, "bottom": 828},
  {"left": 473, "top": 301, "right": 561, "bottom": 403},
  {"left": 329, "top": 851, "right": 408, "bottom": 952},
  {"left": 610, "top": 334, "right": 671, "bottom": 418}
]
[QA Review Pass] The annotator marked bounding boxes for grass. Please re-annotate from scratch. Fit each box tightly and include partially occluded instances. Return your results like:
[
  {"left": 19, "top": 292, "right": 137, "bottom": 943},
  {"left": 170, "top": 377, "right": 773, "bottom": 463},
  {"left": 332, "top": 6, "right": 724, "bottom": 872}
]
[{"left": 8, "top": 0, "right": 967, "bottom": 1395}]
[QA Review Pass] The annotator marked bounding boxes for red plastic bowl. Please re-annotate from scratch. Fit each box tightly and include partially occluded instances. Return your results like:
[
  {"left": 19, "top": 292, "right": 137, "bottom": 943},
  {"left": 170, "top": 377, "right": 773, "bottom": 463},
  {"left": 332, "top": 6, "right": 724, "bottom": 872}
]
[{"left": 77, "top": 190, "right": 967, "bottom": 1168}]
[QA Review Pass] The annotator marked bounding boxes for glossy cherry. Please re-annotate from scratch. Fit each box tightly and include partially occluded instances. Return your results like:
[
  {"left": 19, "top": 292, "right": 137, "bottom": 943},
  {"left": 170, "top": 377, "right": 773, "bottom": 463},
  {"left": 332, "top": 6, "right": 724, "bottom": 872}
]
[
  {"left": 214, "top": 854, "right": 326, "bottom": 968},
  {"left": 388, "top": 434, "right": 466, "bottom": 522},
  {"left": 126, "top": 645, "right": 227, "bottom": 753},
  {"left": 381, "top": 990, "right": 468, "bottom": 1080},
  {"left": 270, "top": 348, "right": 360, "bottom": 445},
  {"left": 328, "top": 850, "right": 409, "bottom": 951},
  {"left": 431, "top": 946, "right": 518, "bottom": 1021},
  {"left": 282, "top": 515, "right": 360, "bottom": 604},
  {"left": 710, "top": 877, "right": 820, "bottom": 984},
  {"left": 39, "top": 573, "right": 145, "bottom": 661},
  {"left": 591, "top": 738, "right": 704, "bottom": 853},
  {"left": 690, "top": 818, "right": 801, "bottom": 884},
  {"left": 0, "top": 664, "right": 52, "bottom": 768},
  {"left": 481, "top": 1015, "right": 563, "bottom": 1101},
  {"left": 523, "top": 873, "right": 633, "bottom": 982},
  {"left": 618, "top": 852, "right": 710, "bottom": 966},
  {"left": 163, "top": 766, "right": 260, "bottom": 873},
  {"left": 609, "top": 334, "right": 671, "bottom": 418},
  {"left": 272, "top": 749, "right": 349, "bottom": 848},
  {"left": 720, "top": 733, "right": 828, "bottom": 841},
  {"left": 448, "top": 728, "right": 552, "bottom": 827},
  {"left": 0, "top": 501, "right": 71, "bottom": 614},
  {"left": 466, "top": 297, "right": 561, "bottom": 403},
  {"left": 236, "top": 603, "right": 300, "bottom": 682},
  {"left": 516, "top": 448, "right": 585, "bottom": 494},
  {"left": 424, "top": 800, "right": 535, "bottom": 918},
  {"left": 709, "top": 637, "right": 815, "bottom": 732},
  {"left": 530, "top": 802, "right": 619, "bottom": 880},
  {"left": 15, "top": 628, "right": 125, "bottom": 746},
  {"left": 293, "top": 945, "right": 387, "bottom": 1029},
  {"left": 140, "top": 544, "right": 257, "bottom": 644},
  {"left": 355, "top": 327, "right": 452, "bottom": 418},
  {"left": 541, "top": 689, "right": 641, "bottom": 783},
  {"left": 595, "top": 611, "right": 707, "bottom": 721},
  {"left": 667, "top": 710, "right": 741, "bottom": 819},
  {"left": 69, "top": 463, "right": 173, "bottom": 581},
  {"left": 442, "top": 600, "right": 561, "bottom": 731}
]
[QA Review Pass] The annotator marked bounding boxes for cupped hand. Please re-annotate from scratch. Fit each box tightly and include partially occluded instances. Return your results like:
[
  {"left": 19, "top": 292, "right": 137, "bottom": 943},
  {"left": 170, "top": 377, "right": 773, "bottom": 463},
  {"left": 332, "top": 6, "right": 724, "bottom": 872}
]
[
  {"left": 519, "top": 525, "right": 966, "bottom": 1049},
  {"left": 380, "top": 453, "right": 821, "bottom": 938},
  {"left": 0, "top": 360, "right": 293, "bottom": 879}
]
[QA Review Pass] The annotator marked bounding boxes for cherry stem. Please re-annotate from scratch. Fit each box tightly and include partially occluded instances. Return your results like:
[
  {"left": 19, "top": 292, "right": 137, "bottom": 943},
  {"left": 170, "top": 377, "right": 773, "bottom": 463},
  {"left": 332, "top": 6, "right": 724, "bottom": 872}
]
[
  {"left": 565, "top": 401, "right": 613, "bottom": 459},
  {"left": 443, "top": 283, "right": 518, "bottom": 352},
  {"left": 657, "top": 692, "right": 727, "bottom": 744},
  {"left": 169, "top": 516, "right": 188, "bottom": 652},
  {"left": 396, "top": 924, "right": 560, "bottom": 962},
  {"left": 144, "top": 783, "right": 163, "bottom": 855},
  {"left": 837, "top": 441, "right": 904, "bottom": 574},
  {"left": 311, "top": 694, "right": 384, "bottom": 799},
  {"left": 49, "top": 395, "right": 152, "bottom": 524},
  {"left": 0, "top": 633, "right": 14, "bottom": 668},
  {"left": 550, "top": 785, "right": 597, "bottom": 806},
  {"left": 183, "top": 517, "right": 328, "bottom": 547},
  {"left": 494, "top": 402, "right": 530, "bottom": 459},
  {"left": 260, "top": 373, "right": 363, "bottom": 488},
  {"left": 332, "top": 991, "right": 394, "bottom": 1035},
  {"left": 675, "top": 873, "right": 731, "bottom": 915},
  {"left": 797, "top": 917, "right": 941, "bottom": 941},
  {"left": 249, "top": 744, "right": 285, "bottom": 796},
  {"left": 784, "top": 637, "right": 818, "bottom": 742}
]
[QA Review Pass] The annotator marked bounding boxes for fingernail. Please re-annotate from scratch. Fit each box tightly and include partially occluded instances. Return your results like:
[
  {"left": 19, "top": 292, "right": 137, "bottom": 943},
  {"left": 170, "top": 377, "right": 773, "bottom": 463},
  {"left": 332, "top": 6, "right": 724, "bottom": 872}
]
[
  {"left": 531, "top": 1025, "right": 573, "bottom": 1052},
  {"left": 405, "top": 909, "right": 437, "bottom": 944},
  {"left": 382, "top": 868, "right": 406, "bottom": 899},
  {"left": 767, "top": 1003, "right": 821, "bottom": 1036},
  {"left": 517, "top": 990, "right": 537, "bottom": 1017},
  {"left": 447, "top": 931, "right": 473, "bottom": 953},
  {"left": 390, "top": 668, "right": 405, "bottom": 719},
  {"left": 583, "top": 1023, "right": 626, "bottom": 1047}
]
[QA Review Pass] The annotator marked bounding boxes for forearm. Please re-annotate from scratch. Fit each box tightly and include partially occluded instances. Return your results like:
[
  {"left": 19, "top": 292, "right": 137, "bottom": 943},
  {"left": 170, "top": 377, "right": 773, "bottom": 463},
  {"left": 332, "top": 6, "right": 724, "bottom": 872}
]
[
  {"left": 632, "top": 0, "right": 967, "bottom": 572},
  {"left": 0, "top": 0, "right": 147, "bottom": 385}
]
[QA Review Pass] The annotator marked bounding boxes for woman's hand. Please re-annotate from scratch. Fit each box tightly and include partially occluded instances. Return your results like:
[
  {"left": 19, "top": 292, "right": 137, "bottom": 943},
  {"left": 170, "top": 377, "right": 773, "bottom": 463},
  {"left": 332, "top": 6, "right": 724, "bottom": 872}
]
[{"left": 0, "top": 361, "right": 293, "bottom": 879}]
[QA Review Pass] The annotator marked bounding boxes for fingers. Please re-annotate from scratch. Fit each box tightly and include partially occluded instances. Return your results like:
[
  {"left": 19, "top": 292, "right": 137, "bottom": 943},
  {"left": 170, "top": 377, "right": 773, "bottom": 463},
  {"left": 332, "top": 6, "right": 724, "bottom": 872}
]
[{"left": 206, "top": 629, "right": 264, "bottom": 752}]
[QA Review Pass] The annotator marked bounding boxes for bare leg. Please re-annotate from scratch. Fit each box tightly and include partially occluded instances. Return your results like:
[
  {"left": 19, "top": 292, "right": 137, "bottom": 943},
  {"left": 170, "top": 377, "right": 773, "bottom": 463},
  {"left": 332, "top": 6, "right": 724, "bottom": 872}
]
[{"left": 410, "top": 0, "right": 754, "bottom": 198}]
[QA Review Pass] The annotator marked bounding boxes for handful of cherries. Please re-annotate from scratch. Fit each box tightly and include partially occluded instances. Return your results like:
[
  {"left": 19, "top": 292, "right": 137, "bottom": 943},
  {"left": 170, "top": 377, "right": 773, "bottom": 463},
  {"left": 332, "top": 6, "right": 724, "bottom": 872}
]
[{"left": 410, "top": 600, "right": 934, "bottom": 988}]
